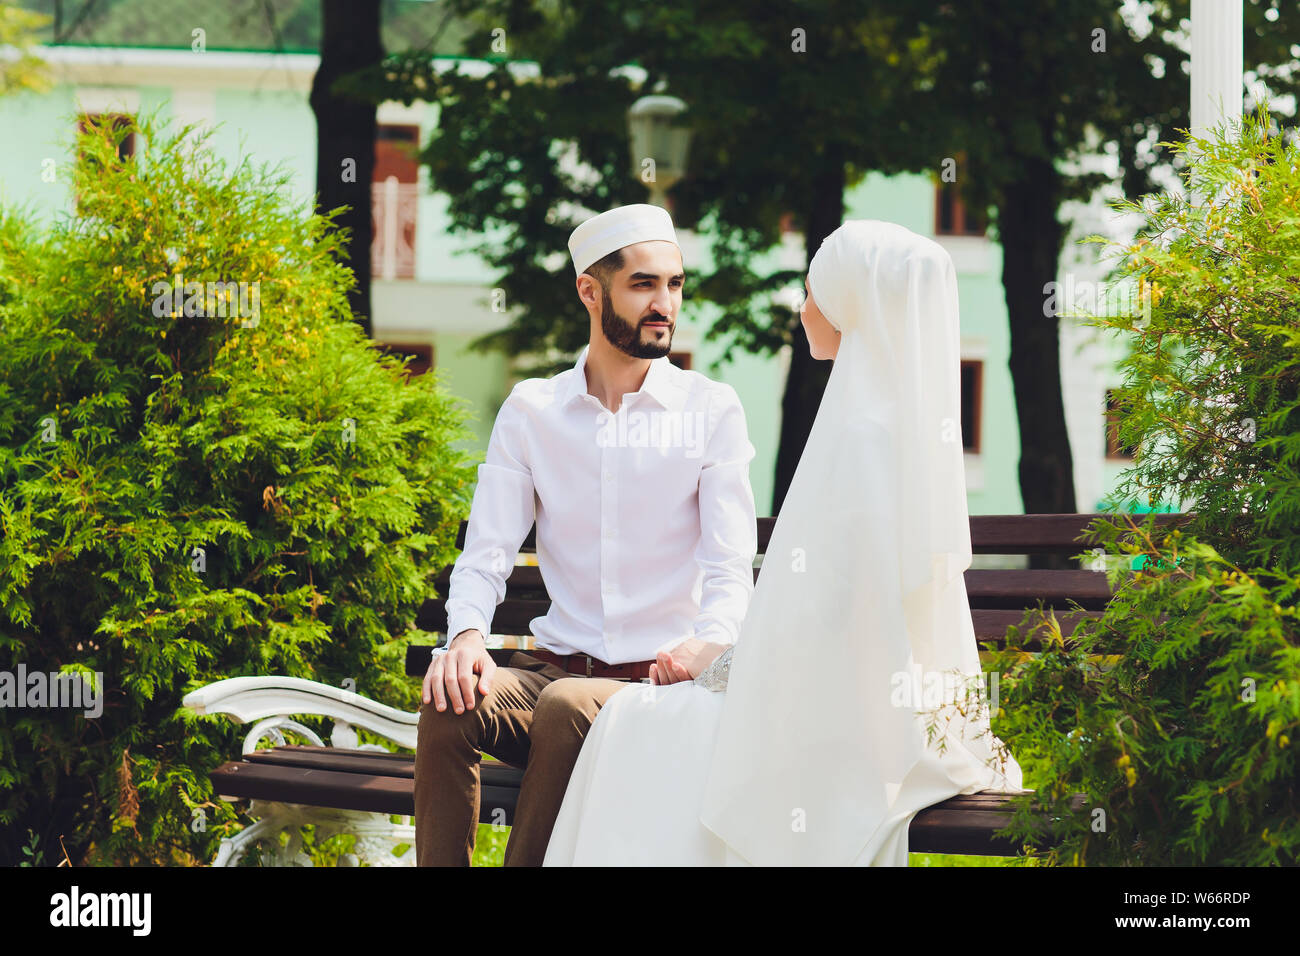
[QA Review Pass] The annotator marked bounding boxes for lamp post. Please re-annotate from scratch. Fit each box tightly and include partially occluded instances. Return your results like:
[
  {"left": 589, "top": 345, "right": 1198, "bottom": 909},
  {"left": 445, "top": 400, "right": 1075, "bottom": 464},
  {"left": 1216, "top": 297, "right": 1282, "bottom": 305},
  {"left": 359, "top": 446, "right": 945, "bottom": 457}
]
[{"left": 627, "top": 95, "right": 691, "bottom": 208}]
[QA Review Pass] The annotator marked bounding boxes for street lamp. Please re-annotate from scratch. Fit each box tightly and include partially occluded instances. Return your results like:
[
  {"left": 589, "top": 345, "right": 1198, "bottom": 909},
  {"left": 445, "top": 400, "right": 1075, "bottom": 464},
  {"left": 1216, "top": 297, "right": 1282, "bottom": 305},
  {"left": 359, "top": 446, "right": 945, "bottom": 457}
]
[{"left": 627, "top": 95, "right": 691, "bottom": 208}]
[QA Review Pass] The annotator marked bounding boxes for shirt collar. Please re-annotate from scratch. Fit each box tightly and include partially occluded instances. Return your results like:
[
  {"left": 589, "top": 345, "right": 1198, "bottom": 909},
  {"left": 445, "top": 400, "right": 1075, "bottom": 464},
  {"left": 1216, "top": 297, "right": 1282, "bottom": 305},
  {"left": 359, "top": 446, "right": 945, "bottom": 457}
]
[{"left": 561, "top": 345, "right": 684, "bottom": 412}]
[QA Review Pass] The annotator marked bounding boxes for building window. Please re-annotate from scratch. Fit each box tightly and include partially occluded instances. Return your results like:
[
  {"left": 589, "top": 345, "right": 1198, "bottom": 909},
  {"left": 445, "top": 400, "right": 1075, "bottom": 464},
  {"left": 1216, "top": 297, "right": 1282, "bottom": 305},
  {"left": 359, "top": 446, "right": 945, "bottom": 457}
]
[
  {"left": 935, "top": 177, "right": 987, "bottom": 237},
  {"left": 372, "top": 124, "right": 420, "bottom": 280},
  {"left": 960, "top": 359, "right": 982, "bottom": 453},
  {"left": 75, "top": 114, "right": 135, "bottom": 214},
  {"left": 668, "top": 351, "right": 692, "bottom": 371},
  {"left": 379, "top": 342, "right": 433, "bottom": 379},
  {"left": 1105, "top": 388, "right": 1137, "bottom": 459},
  {"left": 77, "top": 113, "right": 135, "bottom": 166}
]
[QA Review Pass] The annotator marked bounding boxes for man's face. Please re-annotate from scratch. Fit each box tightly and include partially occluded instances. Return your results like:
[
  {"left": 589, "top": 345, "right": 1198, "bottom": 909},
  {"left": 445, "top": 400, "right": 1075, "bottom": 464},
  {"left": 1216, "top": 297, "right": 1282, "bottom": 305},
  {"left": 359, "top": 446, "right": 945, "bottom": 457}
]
[{"left": 598, "top": 240, "right": 683, "bottom": 359}]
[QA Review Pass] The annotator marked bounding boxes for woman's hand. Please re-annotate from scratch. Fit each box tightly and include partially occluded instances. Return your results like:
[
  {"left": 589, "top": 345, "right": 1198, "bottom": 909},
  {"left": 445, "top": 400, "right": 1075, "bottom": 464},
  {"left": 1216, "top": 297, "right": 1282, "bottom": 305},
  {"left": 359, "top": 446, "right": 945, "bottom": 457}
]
[
  {"left": 649, "top": 639, "right": 729, "bottom": 684},
  {"left": 650, "top": 650, "right": 692, "bottom": 685}
]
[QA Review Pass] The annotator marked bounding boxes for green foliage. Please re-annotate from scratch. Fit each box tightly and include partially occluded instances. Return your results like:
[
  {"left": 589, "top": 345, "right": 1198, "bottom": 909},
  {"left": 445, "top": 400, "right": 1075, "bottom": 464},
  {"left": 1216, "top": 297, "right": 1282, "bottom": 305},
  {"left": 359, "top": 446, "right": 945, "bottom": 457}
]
[
  {"left": 16, "top": 0, "right": 474, "bottom": 55},
  {"left": 986, "top": 110, "right": 1300, "bottom": 865},
  {"left": 18, "top": 826, "right": 44, "bottom": 866},
  {"left": 353, "top": 0, "right": 1300, "bottom": 380},
  {"left": 355, "top": 0, "right": 942, "bottom": 376},
  {"left": 0, "top": 112, "right": 478, "bottom": 865},
  {"left": 0, "top": 2, "right": 49, "bottom": 96}
]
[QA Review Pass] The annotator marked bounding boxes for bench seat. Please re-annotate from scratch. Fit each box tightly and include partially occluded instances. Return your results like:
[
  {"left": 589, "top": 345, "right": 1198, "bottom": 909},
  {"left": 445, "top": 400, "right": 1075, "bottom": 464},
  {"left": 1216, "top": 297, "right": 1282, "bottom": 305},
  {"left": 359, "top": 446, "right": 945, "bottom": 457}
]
[
  {"left": 212, "top": 744, "right": 1082, "bottom": 856},
  {"left": 195, "top": 512, "right": 1187, "bottom": 864}
]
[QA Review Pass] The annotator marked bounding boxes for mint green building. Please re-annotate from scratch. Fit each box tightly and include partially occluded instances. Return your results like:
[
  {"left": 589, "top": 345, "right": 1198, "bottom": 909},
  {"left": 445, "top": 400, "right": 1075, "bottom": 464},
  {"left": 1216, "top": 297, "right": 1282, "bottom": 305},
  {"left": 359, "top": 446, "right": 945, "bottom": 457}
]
[{"left": 0, "top": 41, "right": 1140, "bottom": 529}]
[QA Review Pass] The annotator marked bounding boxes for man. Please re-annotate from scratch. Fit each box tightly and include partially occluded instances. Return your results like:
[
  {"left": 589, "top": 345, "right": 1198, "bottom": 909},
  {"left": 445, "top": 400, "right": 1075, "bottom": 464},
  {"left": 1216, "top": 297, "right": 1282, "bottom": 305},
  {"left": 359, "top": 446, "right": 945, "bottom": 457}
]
[{"left": 414, "top": 203, "right": 758, "bottom": 866}]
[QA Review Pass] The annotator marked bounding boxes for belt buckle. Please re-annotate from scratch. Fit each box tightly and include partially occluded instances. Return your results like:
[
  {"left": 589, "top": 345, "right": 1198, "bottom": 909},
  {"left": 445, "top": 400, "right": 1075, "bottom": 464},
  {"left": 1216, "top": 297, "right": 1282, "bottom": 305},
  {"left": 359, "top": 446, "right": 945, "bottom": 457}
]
[{"left": 585, "top": 654, "right": 593, "bottom": 678}]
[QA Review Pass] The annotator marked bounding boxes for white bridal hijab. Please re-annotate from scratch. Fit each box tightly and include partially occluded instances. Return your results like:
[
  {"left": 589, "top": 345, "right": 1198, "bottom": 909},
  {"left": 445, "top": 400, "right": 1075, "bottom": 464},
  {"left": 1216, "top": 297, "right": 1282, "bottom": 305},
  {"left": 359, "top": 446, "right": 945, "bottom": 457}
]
[{"left": 698, "top": 220, "right": 1024, "bottom": 866}]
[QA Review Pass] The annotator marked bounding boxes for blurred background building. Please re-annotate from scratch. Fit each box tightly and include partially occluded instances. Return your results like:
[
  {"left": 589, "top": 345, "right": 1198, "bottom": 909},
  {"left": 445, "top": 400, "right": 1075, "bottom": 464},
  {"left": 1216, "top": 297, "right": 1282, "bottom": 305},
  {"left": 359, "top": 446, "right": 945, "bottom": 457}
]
[{"left": 0, "top": 0, "right": 1155, "bottom": 525}]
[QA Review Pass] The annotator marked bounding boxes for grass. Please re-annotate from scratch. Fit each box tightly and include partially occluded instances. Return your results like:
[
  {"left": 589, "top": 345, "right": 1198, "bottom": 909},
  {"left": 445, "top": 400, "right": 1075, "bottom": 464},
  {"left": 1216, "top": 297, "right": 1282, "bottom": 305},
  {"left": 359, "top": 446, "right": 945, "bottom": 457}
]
[
  {"left": 471, "top": 823, "right": 511, "bottom": 866},
  {"left": 470, "top": 827, "right": 1026, "bottom": 866},
  {"left": 909, "top": 852, "right": 1030, "bottom": 866}
]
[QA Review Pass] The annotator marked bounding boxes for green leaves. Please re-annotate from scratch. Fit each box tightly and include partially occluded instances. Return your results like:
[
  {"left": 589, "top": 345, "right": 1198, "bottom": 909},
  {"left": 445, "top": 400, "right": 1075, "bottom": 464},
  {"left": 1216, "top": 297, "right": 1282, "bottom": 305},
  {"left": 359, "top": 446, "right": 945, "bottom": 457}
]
[
  {"left": 987, "top": 112, "right": 1300, "bottom": 865},
  {"left": 0, "top": 113, "right": 477, "bottom": 865}
]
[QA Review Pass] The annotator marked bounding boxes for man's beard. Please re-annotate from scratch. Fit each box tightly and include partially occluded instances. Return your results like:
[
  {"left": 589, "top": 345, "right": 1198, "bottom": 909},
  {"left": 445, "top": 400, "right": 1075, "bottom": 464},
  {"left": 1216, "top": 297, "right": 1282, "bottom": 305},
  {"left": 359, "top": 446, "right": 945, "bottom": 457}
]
[{"left": 599, "top": 285, "right": 673, "bottom": 359}]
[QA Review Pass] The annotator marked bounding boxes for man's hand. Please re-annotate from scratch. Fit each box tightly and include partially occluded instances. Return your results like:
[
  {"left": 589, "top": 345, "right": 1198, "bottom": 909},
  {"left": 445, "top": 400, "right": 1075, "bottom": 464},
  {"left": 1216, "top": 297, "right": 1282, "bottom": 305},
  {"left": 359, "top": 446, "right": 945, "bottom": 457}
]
[
  {"left": 422, "top": 629, "right": 496, "bottom": 714},
  {"left": 649, "top": 638, "right": 728, "bottom": 685}
]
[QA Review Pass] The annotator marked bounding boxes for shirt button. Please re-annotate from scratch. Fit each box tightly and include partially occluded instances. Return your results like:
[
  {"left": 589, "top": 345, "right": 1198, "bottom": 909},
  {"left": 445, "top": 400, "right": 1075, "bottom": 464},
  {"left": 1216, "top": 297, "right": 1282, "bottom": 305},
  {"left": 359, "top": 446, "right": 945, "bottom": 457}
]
[
  {"left": 605, "top": 528, "right": 616, "bottom": 538},
  {"left": 604, "top": 471, "right": 614, "bottom": 481}
]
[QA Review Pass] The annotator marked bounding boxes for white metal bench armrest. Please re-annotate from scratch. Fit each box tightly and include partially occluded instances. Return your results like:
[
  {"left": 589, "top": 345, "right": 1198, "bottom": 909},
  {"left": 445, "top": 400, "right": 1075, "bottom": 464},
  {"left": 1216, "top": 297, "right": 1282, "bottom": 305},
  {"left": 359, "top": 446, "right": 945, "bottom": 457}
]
[{"left": 183, "top": 676, "right": 418, "bottom": 752}]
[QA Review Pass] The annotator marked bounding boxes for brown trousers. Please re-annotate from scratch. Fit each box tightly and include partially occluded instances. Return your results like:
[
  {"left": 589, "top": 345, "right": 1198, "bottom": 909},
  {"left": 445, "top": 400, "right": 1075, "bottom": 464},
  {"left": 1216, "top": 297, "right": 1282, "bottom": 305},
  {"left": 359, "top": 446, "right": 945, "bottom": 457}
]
[{"left": 413, "top": 650, "right": 630, "bottom": 866}]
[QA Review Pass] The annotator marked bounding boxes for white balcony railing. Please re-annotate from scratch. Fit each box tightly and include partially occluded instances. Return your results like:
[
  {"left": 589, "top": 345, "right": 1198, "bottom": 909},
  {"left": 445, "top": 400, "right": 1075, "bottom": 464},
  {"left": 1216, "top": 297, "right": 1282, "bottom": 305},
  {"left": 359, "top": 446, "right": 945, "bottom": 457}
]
[{"left": 370, "top": 176, "right": 419, "bottom": 280}]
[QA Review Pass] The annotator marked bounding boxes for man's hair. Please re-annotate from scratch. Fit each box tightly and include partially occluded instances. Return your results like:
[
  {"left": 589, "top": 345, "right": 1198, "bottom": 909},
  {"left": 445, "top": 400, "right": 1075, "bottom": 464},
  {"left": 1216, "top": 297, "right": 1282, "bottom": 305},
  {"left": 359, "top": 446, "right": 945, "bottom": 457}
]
[{"left": 582, "top": 248, "right": 625, "bottom": 294}]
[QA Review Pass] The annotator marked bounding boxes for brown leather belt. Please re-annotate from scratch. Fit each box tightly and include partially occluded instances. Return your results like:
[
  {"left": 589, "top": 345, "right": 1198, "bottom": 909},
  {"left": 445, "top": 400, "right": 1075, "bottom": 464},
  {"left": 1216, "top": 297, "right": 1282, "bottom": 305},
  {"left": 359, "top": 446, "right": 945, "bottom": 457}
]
[{"left": 525, "top": 647, "right": 653, "bottom": 681}]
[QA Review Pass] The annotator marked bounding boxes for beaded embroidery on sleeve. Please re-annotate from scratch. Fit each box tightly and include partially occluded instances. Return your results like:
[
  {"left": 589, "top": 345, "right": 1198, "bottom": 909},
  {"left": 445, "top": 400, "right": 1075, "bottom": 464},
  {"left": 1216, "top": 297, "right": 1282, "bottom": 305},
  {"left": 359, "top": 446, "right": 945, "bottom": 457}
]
[{"left": 693, "top": 644, "right": 735, "bottom": 692}]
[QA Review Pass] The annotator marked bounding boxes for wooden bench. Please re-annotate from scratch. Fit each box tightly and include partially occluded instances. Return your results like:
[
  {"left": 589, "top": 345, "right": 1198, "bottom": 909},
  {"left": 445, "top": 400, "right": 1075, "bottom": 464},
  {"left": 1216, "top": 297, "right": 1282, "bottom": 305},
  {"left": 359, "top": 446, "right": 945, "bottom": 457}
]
[{"left": 191, "top": 511, "right": 1188, "bottom": 864}]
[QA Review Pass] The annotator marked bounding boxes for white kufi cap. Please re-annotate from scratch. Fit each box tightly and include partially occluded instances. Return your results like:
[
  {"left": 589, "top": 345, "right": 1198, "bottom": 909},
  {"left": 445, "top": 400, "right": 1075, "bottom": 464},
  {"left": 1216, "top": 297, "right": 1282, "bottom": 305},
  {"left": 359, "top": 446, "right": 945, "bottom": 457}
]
[{"left": 568, "top": 203, "right": 680, "bottom": 276}]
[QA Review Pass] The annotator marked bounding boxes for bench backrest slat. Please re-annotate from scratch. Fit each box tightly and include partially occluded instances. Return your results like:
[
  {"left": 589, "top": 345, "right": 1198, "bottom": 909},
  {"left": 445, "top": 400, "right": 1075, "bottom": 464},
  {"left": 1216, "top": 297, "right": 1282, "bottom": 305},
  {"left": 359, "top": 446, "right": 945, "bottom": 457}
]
[
  {"left": 429, "top": 565, "right": 1116, "bottom": 611},
  {"left": 405, "top": 513, "right": 1188, "bottom": 674},
  {"left": 458, "top": 513, "right": 1187, "bottom": 553}
]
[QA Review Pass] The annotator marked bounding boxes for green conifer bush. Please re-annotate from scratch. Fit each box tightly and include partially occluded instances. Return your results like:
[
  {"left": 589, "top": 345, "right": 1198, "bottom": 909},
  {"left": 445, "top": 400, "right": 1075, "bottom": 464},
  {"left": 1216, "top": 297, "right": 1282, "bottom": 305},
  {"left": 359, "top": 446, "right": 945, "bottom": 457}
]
[
  {"left": 986, "top": 109, "right": 1299, "bottom": 865},
  {"left": 0, "top": 114, "right": 478, "bottom": 864}
]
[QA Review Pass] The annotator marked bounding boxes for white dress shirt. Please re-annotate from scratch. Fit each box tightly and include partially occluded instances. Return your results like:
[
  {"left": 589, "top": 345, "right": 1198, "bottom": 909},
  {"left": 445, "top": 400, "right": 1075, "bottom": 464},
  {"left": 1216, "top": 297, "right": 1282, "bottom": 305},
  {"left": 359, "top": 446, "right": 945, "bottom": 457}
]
[{"left": 441, "top": 344, "right": 758, "bottom": 665}]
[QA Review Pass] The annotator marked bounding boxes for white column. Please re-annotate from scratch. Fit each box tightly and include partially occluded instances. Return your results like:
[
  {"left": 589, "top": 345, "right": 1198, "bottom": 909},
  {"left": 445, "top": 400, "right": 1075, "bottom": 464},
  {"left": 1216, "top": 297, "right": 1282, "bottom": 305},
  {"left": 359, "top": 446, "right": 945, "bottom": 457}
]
[{"left": 1190, "top": 0, "right": 1244, "bottom": 146}]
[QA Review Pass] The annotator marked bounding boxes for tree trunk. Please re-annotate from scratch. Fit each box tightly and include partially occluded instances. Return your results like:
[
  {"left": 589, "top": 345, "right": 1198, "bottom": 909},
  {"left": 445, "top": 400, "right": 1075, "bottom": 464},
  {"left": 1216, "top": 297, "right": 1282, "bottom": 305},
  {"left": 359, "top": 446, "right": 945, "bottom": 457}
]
[
  {"left": 997, "top": 154, "right": 1079, "bottom": 569},
  {"left": 771, "top": 148, "right": 845, "bottom": 515},
  {"left": 310, "top": 0, "right": 383, "bottom": 338}
]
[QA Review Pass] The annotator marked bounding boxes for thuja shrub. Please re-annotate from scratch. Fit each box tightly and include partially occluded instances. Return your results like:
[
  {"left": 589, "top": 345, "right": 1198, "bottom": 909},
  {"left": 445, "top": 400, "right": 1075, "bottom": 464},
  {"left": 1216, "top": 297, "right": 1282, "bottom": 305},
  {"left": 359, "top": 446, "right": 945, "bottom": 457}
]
[
  {"left": 986, "top": 109, "right": 1299, "bottom": 865},
  {"left": 0, "top": 113, "right": 477, "bottom": 865}
]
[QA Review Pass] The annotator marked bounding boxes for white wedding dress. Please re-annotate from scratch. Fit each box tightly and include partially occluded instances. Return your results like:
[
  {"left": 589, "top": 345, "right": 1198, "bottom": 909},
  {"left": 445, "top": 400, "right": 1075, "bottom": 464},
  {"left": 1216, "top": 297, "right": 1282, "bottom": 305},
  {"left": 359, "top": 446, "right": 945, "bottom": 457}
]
[
  {"left": 543, "top": 221, "right": 1024, "bottom": 867},
  {"left": 544, "top": 679, "right": 743, "bottom": 865}
]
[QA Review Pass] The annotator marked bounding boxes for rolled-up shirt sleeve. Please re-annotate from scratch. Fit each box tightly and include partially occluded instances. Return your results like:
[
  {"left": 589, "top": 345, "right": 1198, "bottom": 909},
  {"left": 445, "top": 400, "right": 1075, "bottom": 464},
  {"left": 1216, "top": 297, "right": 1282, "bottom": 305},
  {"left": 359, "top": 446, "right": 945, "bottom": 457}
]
[
  {"left": 443, "top": 391, "right": 535, "bottom": 645},
  {"left": 657, "top": 384, "right": 757, "bottom": 654}
]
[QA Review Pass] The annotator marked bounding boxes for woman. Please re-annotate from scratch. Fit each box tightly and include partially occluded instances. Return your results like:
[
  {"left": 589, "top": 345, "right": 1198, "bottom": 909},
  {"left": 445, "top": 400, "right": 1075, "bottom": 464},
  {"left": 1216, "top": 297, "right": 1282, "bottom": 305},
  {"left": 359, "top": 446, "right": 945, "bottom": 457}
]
[{"left": 543, "top": 220, "right": 1024, "bottom": 866}]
